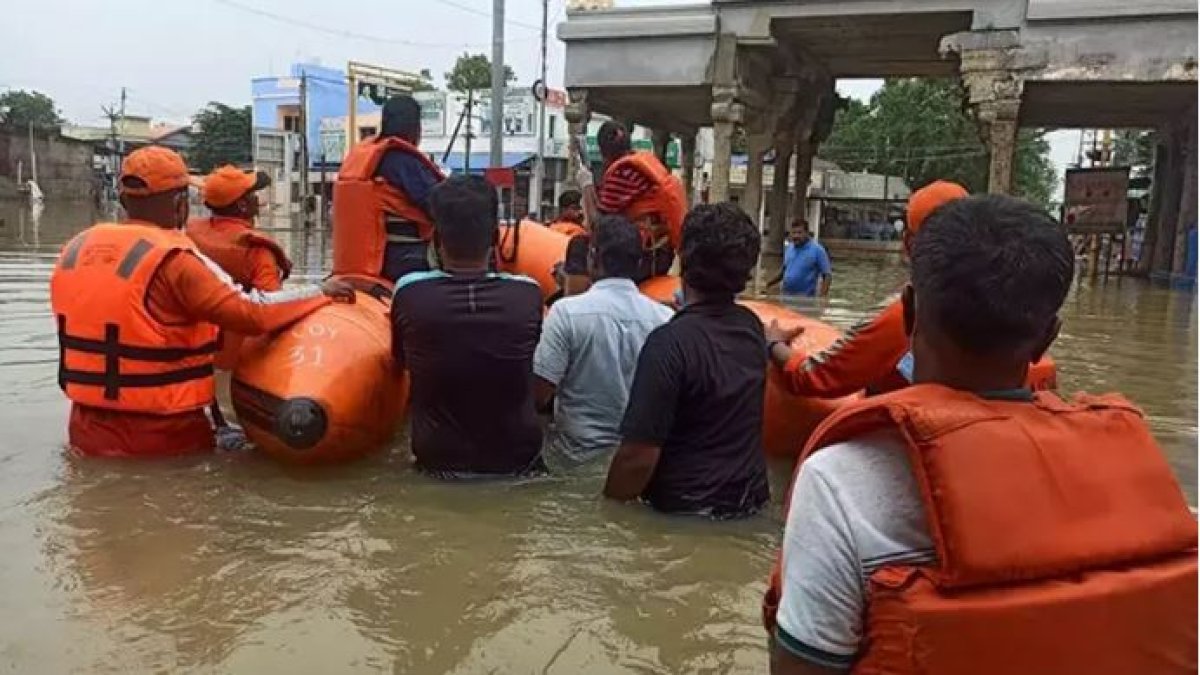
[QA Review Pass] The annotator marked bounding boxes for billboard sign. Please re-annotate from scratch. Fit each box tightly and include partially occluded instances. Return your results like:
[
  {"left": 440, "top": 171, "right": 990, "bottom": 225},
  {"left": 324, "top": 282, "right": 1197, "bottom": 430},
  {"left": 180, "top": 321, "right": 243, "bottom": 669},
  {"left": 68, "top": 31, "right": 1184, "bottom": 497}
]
[
  {"left": 1063, "top": 167, "right": 1130, "bottom": 234},
  {"left": 415, "top": 92, "right": 446, "bottom": 137}
]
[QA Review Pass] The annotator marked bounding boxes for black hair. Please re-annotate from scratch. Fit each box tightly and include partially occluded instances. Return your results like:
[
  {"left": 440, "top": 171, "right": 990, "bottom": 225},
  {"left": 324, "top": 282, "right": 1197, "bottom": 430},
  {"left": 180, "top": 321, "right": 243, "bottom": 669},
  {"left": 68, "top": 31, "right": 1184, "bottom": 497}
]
[
  {"left": 381, "top": 95, "right": 422, "bottom": 141},
  {"left": 429, "top": 175, "right": 498, "bottom": 259},
  {"left": 911, "top": 194, "right": 1074, "bottom": 355},
  {"left": 790, "top": 218, "right": 810, "bottom": 231},
  {"left": 597, "top": 120, "right": 631, "bottom": 160},
  {"left": 590, "top": 215, "right": 643, "bottom": 280},
  {"left": 680, "top": 202, "right": 761, "bottom": 298},
  {"left": 562, "top": 234, "right": 590, "bottom": 275},
  {"left": 558, "top": 189, "right": 582, "bottom": 210}
]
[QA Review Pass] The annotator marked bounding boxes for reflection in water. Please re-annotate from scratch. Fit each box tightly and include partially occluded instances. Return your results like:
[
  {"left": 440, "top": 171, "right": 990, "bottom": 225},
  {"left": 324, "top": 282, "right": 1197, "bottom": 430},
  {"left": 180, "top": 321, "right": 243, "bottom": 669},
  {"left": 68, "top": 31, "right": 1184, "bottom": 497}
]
[{"left": 0, "top": 201, "right": 1195, "bottom": 673}]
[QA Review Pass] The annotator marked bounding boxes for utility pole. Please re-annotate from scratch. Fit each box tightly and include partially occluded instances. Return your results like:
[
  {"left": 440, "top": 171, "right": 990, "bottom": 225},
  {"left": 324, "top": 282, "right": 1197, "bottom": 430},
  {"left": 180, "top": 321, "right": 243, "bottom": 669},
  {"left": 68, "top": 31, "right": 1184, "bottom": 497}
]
[
  {"left": 531, "top": 0, "right": 549, "bottom": 219},
  {"left": 490, "top": 0, "right": 505, "bottom": 169},
  {"left": 465, "top": 89, "right": 474, "bottom": 173},
  {"left": 298, "top": 72, "right": 311, "bottom": 227}
]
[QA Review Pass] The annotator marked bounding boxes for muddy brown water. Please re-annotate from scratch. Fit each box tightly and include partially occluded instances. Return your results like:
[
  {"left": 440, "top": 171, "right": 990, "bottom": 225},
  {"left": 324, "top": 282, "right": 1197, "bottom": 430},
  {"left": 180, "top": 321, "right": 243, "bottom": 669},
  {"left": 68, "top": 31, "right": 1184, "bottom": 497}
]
[{"left": 0, "top": 203, "right": 1194, "bottom": 674}]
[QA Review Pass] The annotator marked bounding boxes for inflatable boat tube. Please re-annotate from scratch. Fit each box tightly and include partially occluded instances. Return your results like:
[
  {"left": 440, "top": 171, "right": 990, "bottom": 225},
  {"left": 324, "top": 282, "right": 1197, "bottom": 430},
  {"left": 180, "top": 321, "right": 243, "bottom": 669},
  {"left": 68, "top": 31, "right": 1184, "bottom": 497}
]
[
  {"left": 496, "top": 220, "right": 570, "bottom": 301},
  {"left": 639, "top": 275, "right": 856, "bottom": 459},
  {"left": 231, "top": 278, "right": 409, "bottom": 464}
]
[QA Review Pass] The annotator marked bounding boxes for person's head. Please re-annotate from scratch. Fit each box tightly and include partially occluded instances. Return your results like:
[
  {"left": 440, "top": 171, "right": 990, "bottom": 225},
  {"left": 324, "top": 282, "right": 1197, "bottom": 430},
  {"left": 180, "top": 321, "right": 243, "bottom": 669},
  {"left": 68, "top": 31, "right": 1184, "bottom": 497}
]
[
  {"left": 597, "top": 120, "right": 632, "bottom": 164},
  {"left": 428, "top": 175, "right": 498, "bottom": 268},
  {"left": 904, "top": 180, "right": 968, "bottom": 255},
  {"left": 588, "top": 215, "right": 643, "bottom": 281},
  {"left": 557, "top": 189, "right": 583, "bottom": 224},
  {"left": 680, "top": 202, "right": 761, "bottom": 302},
  {"left": 203, "top": 165, "right": 271, "bottom": 221},
  {"left": 117, "top": 146, "right": 192, "bottom": 229},
  {"left": 558, "top": 234, "right": 592, "bottom": 297},
  {"left": 381, "top": 95, "right": 422, "bottom": 145},
  {"left": 904, "top": 195, "right": 1073, "bottom": 392},
  {"left": 789, "top": 219, "right": 811, "bottom": 246}
]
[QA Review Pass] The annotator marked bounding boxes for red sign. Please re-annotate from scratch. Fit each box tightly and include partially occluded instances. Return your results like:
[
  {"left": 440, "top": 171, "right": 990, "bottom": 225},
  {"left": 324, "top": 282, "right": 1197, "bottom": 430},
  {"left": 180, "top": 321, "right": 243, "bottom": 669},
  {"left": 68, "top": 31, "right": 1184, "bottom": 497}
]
[{"left": 484, "top": 167, "right": 515, "bottom": 189}]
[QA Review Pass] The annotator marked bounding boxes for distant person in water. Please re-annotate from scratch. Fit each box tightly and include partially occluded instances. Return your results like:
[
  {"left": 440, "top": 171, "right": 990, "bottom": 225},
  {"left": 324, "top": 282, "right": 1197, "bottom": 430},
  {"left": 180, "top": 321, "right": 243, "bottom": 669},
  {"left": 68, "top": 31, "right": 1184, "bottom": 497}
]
[
  {"left": 605, "top": 202, "right": 769, "bottom": 518},
  {"left": 547, "top": 233, "right": 592, "bottom": 306},
  {"left": 548, "top": 190, "right": 587, "bottom": 238},
  {"left": 767, "top": 219, "right": 831, "bottom": 298},
  {"left": 535, "top": 215, "right": 673, "bottom": 470},
  {"left": 390, "top": 175, "right": 544, "bottom": 477}
]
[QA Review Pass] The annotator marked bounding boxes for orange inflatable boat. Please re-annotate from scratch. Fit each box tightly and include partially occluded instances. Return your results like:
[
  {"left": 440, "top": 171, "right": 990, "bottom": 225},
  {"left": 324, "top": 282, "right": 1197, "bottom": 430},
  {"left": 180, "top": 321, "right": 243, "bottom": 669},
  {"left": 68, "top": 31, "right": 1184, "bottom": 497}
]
[
  {"left": 231, "top": 277, "right": 409, "bottom": 464},
  {"left": 496, "top": 220, "right": 570, "bottom": 301},
  {"left": 639, "top": 275, "right": 856, "bottom": 458}
]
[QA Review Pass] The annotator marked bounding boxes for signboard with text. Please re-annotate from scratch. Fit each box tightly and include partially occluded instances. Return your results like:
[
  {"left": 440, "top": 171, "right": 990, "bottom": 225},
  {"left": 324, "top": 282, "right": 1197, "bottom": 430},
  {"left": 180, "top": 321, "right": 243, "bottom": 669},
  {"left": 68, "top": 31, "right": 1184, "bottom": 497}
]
[
  {"left": 415, "top": 92, "right": 446, "bottom": 137},
  {"left": 1063, "top": 167, "right": 1130, "bottom": 234}
]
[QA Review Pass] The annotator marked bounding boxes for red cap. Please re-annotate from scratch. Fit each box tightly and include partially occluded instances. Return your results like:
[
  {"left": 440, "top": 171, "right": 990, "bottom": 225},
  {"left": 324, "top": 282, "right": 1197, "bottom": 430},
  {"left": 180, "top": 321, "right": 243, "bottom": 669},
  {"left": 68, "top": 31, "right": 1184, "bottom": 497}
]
[
  {"left": 907, "top": 180, "right": 969, "bottom": 235},
  {"left": 119, "top": 146, "right": 191, "bottom": 196},
  {"left": 202, "top": 165, "right": 271, "bottom": 208}
]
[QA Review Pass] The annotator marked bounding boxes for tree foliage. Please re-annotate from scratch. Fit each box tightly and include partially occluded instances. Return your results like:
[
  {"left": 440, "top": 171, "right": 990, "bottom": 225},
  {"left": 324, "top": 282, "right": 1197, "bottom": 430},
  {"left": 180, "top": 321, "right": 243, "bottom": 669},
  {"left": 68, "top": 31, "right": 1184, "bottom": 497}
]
[
  {"left": 0, "top": 90, "right": 63, "bottom": 134},
  {"left": 445, "top": 53, "right": 516, "bottom": 93},
  {"left": 410, "top": 68, "right": 437, "bottom": 93},
  {"left": 820, "top": 79, "right": 1058, "bottom": 206},
  {"left": 190, "top": 102, "right": 251, "bottom": 172},
  {"left": 1113, "top": 129, "right": 1156, "bottom": 178}
]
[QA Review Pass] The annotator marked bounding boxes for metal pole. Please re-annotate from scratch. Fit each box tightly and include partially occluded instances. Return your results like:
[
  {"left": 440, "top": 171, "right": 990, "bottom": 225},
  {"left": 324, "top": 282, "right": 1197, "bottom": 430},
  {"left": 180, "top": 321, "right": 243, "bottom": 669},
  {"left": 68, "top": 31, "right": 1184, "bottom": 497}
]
[
  {"left": 347, "top": 70, "right": 357, "bottom": 156},
  {"left": 490, "top": 0, "right": 505, "bottom": 168},
  {"left": 531, "top": 0, "right": 549, "bottom": 219},
  {"left": 465, "top": 90, "right": 474, "bottom": 173},
  {"left": 299, "top": 72, "right": 311, "bottom": 227}
]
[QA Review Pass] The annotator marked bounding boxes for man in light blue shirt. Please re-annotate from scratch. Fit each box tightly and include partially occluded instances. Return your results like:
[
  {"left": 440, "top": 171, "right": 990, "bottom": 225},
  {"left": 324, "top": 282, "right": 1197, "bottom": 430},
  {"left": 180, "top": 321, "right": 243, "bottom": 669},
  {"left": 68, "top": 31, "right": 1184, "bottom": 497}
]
[
  {"left": 534, "top": 215, "right": 674, "bottom": 469},
  {"left": 769, "top": 219, "right": 832, "bottom": 297}
]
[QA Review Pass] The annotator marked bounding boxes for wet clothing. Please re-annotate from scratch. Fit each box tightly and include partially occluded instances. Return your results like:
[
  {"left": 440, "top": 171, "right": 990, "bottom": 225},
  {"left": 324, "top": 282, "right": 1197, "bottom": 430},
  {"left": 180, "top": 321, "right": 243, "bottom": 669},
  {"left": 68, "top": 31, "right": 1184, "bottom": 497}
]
[
  {"left": 391, "top": 270, "right": 544, "bottom": 475},
  {"left": 782, "top": 238, "right": 832, "bottom": 296},
  {"left": 63, "top": 233, "right": 326, "bottom": 458},
  {"left": 619, "top": 300, "right": 770, "bottom": 518},
  {"left": 534, "top": 278, "right": 673, "bottom": 468},
  {"left": 780, "top": 297, "right": 910, "bottom": 399},
  {"left": 598, "top": 164, "right": 653, "bottom": 215},
  {"left": 186, "top": 216, "right": 288, "bottom": 292}
]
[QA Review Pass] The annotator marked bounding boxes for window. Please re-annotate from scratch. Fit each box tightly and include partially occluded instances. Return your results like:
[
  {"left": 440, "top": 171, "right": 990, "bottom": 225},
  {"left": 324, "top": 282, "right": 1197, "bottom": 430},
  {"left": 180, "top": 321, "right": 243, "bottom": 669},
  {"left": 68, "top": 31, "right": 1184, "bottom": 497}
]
[
  {"left": 359, "top": 127, "right": 377, "bottom": 141},
  {"left": 283, "top": 115, "right": 300, "bottom": 132},
  {"left": 549, "top": 116, "right": 558, "bottom": 139}
]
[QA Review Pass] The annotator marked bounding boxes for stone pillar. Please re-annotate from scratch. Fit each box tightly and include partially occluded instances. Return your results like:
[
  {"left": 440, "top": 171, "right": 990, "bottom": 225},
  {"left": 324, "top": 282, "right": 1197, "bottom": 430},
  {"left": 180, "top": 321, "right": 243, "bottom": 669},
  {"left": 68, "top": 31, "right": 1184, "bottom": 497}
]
[
  {"left": 791, "top": 137, "right": 814, "bottom": 222},
  {"left": 651, "top": 129, "right": 671, "bottom": 164},
  {"left": 743, "top": 134, "right": 769, "bottom": 226},
  {"left": 1151, "top": 120, "right": 1186, "bottom": 278},
  {"left": 767, "top": 138, "right": 793, "bottom": 255},
  {"left": 946, "top": 31, "right": 1026, "bottom": 195},
  {"left": 1136, "top": 139, "right": 1170, "bottom": 277},
  {"left": 564, "top": 88, "right": 591, "bottom": 171},
  {"left": 1172, "top": 111, "right": 1198, "bottom": 277},
  {"left": 986, "top": 117, "right": 1020, "bottom": 195},
  {"left": 680, "top": 132, "right": 697, "bottom": 205},
  {"left": 708, "top": 33, "right": 740, "bottom": 205}
]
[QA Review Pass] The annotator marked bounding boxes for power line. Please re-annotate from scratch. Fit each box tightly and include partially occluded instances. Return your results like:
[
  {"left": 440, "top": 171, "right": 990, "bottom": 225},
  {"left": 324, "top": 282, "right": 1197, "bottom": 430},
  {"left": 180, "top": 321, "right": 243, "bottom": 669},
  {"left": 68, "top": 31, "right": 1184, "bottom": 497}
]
[{"left": 433, "top": 0, "right": 540, "bottom": 31}]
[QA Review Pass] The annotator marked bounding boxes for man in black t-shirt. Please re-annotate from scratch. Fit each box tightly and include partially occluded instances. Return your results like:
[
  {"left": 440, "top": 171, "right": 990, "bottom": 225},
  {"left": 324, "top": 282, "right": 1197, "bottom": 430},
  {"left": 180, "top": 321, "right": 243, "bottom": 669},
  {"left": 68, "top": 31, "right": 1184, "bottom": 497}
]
[
  {"left": 391, "top": 175, "right": 544, "bottom": 477},
  {"left": 605, "top": 202, "right": 769, "bottom": 518}
]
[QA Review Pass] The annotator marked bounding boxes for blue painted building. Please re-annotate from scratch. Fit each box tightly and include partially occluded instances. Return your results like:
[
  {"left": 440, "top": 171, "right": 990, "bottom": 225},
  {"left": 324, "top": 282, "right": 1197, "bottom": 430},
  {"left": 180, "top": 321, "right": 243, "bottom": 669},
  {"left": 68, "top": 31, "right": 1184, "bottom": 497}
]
[{"left": 251, "top": 63, "right": 380, "bottom": 168}]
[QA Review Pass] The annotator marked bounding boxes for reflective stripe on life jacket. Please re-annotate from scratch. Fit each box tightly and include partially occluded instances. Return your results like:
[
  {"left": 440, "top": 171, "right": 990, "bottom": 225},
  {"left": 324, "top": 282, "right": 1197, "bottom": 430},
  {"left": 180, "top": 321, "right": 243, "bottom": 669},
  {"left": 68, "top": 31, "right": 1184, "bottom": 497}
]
[
  {"left": 185, "top": 216, "right": 292, "bottom": 288},
  {"left": 764, "top": 384, "right": 1198, "bottom": 674},
  {"left": 332, "top": 136, "right": 445, "bottom": 279},
  {"left": 50, "top": 223, "right": 220, "bottom": 414},
  {"left": 603, "top": 151, "right": 686, "bottom": 252}
]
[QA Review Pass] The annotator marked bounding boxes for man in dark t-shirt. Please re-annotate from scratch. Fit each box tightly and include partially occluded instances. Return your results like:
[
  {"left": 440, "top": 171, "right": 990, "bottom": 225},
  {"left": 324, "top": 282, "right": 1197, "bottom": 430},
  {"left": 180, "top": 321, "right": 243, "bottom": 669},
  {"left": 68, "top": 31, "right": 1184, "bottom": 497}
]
[
  {"left": 391, "top": 176, "right": 544, "bottom": 476},
  {"left": 605, "top": 202, "right": 769, "bottom": 518}
]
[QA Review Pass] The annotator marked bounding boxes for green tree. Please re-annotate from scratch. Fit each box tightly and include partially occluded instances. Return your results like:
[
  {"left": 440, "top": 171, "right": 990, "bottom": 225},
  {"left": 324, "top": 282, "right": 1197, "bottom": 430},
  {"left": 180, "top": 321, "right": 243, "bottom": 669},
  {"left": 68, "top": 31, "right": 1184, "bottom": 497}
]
[
  {"left": 1113, "top": 129, "right": 1156, "bottom": 178},
  {"left": 410, "top": 68, "right": 437, "bottom": 93},
  {"left": 820, "top": 79, "right": 1057, "bottom": 206},
  {"left": 0, "top": 89, "right": 63, "bottom": 134},
  {"left": 190, "top": 102, "right": 251, "bottom": 172},
  {"left": 445, "top": 53, "right": 516, "bottom": 93}
]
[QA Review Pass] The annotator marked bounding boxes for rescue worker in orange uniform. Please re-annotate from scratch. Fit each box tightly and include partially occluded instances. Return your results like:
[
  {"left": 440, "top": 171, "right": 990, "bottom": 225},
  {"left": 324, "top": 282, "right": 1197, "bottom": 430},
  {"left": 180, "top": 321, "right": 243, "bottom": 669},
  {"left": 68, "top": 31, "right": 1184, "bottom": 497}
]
[
  {"left": 576, "top": 120, "right": 686, "bottom": 282},
  {"left": 765, "top": 194, "right": 1197, "bottom": 675},
  {"left": 50, "top": 146, "right": 353, "bottom": 458},
  {"left": 765, "top": 180, "right": 1056, "bottom": 396},
  {"left": 332, "top": 94, "right": 446, "bottom": 283},
  {"left": 547, "top": 189, "right": 586, "bottom": 238}
]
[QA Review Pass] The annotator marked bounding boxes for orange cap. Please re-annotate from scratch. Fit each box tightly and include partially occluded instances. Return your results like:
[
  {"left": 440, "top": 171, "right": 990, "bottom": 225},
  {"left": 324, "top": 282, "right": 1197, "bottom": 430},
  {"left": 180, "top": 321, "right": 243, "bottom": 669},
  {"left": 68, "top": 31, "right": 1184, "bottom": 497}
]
[
  {"left": 118, "top": 146, "right": 191, "bottom": 196},
  {"left": 906, "top": 180, "right": 969, "bottom": 234},
  {"left": 202, "top": 165, "right": 271, "bottom": 208}
]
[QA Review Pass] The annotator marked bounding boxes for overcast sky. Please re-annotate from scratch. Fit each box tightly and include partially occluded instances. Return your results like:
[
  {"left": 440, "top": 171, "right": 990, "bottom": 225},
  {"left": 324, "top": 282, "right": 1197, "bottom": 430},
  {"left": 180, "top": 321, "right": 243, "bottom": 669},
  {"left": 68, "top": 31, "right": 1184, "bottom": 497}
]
[{"left": 1, "top": 0, "right": 1077, "bottom": 194}]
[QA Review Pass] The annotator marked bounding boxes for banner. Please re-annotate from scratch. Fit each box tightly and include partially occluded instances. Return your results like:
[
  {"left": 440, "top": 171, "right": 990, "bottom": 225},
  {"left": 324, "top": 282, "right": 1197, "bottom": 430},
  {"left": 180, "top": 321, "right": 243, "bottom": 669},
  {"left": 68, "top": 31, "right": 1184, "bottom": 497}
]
[
  {"left": 414, "top": 92, "right": 446, "bottom": 137},
  {"left": 1064, "top": 168, "right": 1130, "bottom": 234}
]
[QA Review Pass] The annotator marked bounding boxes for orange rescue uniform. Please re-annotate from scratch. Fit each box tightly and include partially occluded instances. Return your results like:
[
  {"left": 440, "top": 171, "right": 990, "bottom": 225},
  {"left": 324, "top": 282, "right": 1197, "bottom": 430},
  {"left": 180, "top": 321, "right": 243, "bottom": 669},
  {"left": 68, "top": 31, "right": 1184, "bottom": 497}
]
[
  {"left": 547, "top": 220, "right": 587, "bottom": 238},
  {"left": 779, "top": 296, "right": 1057, "bottom": 396},
  {"left": 332, "top": 136, "right": 446, "bottom": 279},
  {"left": 186, "top": 215, "right": 293, "bottom": 369},
  {"left": 601, "top": 151, "right": 687, "bottom": 252},
  {"left": 51, "top": 222, "right": 329, "bottom": 458},
  {"left": 763, "top": 384, "right": 1198, "bottom": 675}
]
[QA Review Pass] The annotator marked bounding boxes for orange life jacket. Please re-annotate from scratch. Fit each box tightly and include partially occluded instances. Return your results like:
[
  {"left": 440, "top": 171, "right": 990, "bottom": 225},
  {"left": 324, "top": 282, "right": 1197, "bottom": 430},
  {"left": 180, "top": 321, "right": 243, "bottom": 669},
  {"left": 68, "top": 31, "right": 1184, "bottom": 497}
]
[
  {"left": 548, "top": 220, "right": 587, "bottom": 238},
  {"left": 185, "top": 216, "right": 292, "bottom": 288},
  {"left": 603, "top": 151, "right": 687, "bottom": 251},
  {"left": 332, "top": 136, "right": 446, "bottom": 279},
  {"left": 51, "top": 223, "right": 220, "bottom": 415},
  {"left": 763, "top": 384, "right": 1197, "bottom": 675},
  {"left": 185, "top": 216, "right": 293, "bottom": 371}
]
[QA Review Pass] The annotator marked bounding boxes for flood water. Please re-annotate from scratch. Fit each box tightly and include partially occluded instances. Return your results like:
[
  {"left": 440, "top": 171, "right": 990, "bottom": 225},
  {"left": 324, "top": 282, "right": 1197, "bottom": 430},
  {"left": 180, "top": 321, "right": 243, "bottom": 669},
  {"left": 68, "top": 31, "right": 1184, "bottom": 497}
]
[{"left": 0, "top": 202, "right": 1195, "bottom": 674}]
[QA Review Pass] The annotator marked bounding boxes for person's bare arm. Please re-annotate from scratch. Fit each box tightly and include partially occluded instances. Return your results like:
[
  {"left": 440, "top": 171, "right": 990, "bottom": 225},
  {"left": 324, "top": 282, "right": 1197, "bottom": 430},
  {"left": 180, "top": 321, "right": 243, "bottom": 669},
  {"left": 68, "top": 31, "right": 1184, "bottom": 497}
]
[
  {"left": 771, "top": 642, "right": 845, "bottom": 675},
  {"left": 534, "top": 376, "right": 557, "bottom": 415},
  {"left": 603, "top": 440, "right": 662, "bottom": 501},
  {"left": 818, "top": 274, "right": 832, "bottom": 298}
]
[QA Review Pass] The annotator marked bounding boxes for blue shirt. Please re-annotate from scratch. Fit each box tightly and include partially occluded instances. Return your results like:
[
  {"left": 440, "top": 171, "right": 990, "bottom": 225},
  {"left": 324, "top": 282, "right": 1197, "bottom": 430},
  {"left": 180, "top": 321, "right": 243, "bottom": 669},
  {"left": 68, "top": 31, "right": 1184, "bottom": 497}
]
[
  {"left": 375, "top": 146, "right": 440, "bottom": 213},
  {"left": 782, "top": 239, "right": 832, "bottom": 296}
]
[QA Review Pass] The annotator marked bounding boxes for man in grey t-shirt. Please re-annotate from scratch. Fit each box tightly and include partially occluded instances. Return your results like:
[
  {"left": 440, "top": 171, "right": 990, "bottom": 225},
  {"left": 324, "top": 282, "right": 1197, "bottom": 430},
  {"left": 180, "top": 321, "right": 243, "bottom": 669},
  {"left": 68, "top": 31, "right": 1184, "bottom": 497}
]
[{"left": 534, "top": 215, "right": 673, "bottom": 469}]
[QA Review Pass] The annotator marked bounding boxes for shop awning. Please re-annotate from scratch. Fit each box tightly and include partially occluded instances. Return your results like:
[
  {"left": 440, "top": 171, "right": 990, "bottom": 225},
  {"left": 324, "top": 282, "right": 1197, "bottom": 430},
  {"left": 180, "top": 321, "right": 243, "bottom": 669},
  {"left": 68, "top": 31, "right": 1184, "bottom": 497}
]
[{"left": 441, "top": 152, "right": 534, "bottom": 172}]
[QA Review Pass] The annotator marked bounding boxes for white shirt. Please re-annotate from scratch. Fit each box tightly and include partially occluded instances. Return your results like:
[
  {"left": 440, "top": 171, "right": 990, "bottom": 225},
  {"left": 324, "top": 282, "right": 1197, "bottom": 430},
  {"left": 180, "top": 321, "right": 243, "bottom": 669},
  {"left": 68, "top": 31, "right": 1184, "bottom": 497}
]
[
  {"left": 775, "top": 430, "right": 935, "bottom": 669},
  {"left": 533, "top": 278, "right": 673, "bottom": 468}
]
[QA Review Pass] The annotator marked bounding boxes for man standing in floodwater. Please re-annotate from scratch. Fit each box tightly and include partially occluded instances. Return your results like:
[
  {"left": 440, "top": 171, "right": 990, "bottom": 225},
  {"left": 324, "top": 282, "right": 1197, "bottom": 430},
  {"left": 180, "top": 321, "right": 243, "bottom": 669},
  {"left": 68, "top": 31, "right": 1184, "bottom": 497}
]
[
  {"left": 767, "top": 219, "right": 831, "bottom": 298},
  {"left": 390, "top": 175, "right": 545, "bottom": 477}
]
